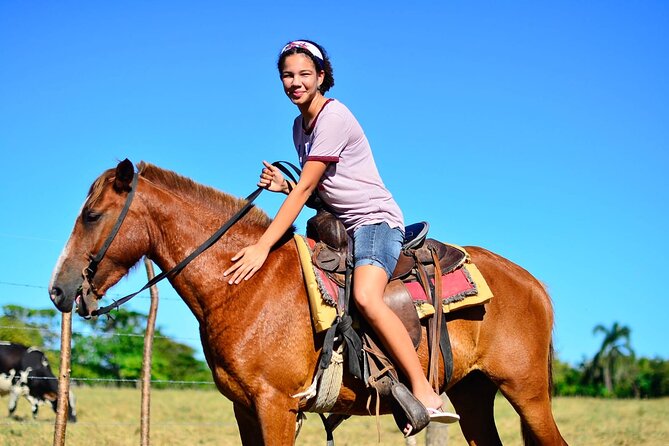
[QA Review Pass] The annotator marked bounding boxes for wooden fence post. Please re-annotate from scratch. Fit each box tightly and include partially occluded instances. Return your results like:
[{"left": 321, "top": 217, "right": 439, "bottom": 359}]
[
  {"left": 403, "top": 423, "right": 449, "bottom": 446},
  {"left": 141, "top": 258, "right": 160, "bottom": 446},
  {"left": 425, "top": 422, "right": 449, "bottom": 446},
  {"left": 53, "top": 311, "right": 72, "bottom": 446}
]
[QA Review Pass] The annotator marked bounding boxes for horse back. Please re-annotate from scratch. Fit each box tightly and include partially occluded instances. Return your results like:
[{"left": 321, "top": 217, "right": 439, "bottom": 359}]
[
  {"left": 465, "top": 246, "right": 554, "bottom": 323},
  {"left": 447, "top": 246, "right": 555, "bottom": 380}
]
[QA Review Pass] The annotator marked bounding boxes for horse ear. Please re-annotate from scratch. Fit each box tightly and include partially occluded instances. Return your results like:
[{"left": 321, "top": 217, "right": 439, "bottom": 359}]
[{"left": 114, "top": 159, "right": 135, "bottom": 192}]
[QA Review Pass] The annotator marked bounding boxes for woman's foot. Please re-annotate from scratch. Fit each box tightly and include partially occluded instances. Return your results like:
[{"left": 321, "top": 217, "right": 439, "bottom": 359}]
[
  {"left": 401, "top": 407, "right": 460, "bottom": 436},
  {"left": 402, "top": 388, "right": 460, "bottom": 435},
  {"left": 415, "top": 388, "right": 444, "bottom": 410},
  {"left": 415, "top": 388, "right": 460, "bottom": 424}
]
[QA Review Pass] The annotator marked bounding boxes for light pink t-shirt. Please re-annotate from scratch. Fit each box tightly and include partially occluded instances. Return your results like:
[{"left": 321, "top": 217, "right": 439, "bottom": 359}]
[{"left": 293, "top": 99, "right": 404, "bottom": 234}]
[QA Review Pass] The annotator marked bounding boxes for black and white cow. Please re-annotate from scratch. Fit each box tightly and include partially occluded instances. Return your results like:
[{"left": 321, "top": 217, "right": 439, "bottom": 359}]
[{"left": 0, "top": 341, "right": 76, "bottom": 421}]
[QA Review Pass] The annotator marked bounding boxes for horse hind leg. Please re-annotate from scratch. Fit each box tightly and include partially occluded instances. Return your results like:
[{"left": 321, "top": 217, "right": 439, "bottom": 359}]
[
  {"left": 497, "top": 349, "right": 568, "bottom": 445},
  {"left": 447, "top": 371, "right": 502, "bottom": 445},
  {"left": 498, "top": 383, "right": 567, "bottom": 445},
  {"left": 497, "top": 385, "right": 567, "bottom": 445}
]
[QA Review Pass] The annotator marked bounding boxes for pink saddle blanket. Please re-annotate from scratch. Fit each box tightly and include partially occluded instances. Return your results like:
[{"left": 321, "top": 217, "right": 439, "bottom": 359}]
[
  {"left": 404, "top": 267, "right": 477, "bottom": 304},
  {"left": 306, "top": 238, "right": 490, "bottom": 311}
]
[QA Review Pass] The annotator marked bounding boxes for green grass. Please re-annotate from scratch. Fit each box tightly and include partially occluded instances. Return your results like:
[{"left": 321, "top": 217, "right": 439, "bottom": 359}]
[{"left": 1, "top": 388, "right": 668, "bottom": 445}]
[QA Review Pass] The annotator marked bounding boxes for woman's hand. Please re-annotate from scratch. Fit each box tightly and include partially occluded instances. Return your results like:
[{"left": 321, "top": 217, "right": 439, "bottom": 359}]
[
  {"left": 224, "top": 160, "right": 327, "bottom": 285},
  {"left": 258, "top": 160, "right": 290, "bottom": 193},
  {"left": 223, "top": 243, "right": 271, "bottom": 284}
]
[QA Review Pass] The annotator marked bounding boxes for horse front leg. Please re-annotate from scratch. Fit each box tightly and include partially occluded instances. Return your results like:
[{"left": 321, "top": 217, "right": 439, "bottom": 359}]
[
  {"left": 234, "top": 392, "right": 299, "bottom": 446},
  {"left": 233, "top": 402, "right": 264, "bottom": 446}
]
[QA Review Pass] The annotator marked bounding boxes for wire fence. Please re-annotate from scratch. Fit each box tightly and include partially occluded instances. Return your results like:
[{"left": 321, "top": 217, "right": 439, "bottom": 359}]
[
  {"left": 0, "top": 276, "right": 228, "bottom": 438},
  {"left": 0, "top": 420, "right": 240, "bottom": 428},
  {"left": 18, "top": 374, "right": 216, "bottom": 387},
  {"left": 0, "top": 308, "right": 213, "bottom": 386},
  {"left": 1, "top": 335, "right": 216, "bottom": 386},
  {"left": 0, "top": 238, "right": 435, "bottom": 445},
  {"left": 0, "top": 324, "right": 200, "bottom": 343},
  {"left": 0, "top": 280, "right": 184, "bottom": 301}
]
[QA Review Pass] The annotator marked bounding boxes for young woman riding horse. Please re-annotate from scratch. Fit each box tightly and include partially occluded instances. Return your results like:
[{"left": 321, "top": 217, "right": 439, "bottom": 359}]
[
  {"left": 222, "top": 40, "right": 457, "bottom": 428},
  {"left": 48, "top": 41, "right": 568, "bottom": 445}
]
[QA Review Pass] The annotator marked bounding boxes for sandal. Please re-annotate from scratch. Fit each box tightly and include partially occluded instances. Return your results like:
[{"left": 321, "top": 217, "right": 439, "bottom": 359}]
[{"left": 426, "top": 407, "right": 460, "bottom": 424}]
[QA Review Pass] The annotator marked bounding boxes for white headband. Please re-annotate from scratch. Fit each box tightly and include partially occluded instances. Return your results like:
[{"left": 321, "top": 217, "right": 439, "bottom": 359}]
[{"left": 280, "top": 40, "right": 324, "bottom": 62}]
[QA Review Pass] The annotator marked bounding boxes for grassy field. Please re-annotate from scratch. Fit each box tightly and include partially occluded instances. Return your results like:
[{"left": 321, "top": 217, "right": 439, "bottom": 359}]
[{"left": 1, "top": 387, "right": 668, "bottom": 445}]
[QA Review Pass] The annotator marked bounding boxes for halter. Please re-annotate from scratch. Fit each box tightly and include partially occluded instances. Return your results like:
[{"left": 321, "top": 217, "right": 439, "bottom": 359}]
[
  {"left": 81, "top": 172, "right": 139, "bottom": 300},
  {"left": 86, "top": 161, "right": 302, "bottom": 317}
]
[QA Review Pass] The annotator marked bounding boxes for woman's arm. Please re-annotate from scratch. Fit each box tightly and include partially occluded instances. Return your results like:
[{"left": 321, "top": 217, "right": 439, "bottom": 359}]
[{"left": 223, "top": 160, "right": 327, "bottom": 284}]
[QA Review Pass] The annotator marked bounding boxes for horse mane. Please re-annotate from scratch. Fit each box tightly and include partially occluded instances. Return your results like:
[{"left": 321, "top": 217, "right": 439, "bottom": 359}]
[
  {"left": 86, "top": 168, "right": 115, "bottom": 209},
  {"left": 86, "top": 162, "right": 272, "bottom": 229},
  {"left": 136, "top": 162, "right": 272, "bottom": 227}
]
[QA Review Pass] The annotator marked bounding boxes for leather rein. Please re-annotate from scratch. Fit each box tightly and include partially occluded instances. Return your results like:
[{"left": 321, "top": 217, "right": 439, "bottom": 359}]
[{"left": 84, "top": 161, "right": 301, "bottom": 317}]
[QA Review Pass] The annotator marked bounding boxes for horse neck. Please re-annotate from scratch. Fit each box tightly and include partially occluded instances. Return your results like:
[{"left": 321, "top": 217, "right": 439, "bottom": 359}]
[{"left": 139, "top": 179, "right": 266, "bottom": 321}]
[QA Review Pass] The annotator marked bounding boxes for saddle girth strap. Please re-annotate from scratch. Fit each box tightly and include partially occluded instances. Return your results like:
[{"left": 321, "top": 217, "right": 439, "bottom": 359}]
[
  {"left": 414, "top": 258, "right": 438, "bottom": 390},
  {"left": 439, "top": 315, "right": 454, "bottom": 387},
  {"left": 318, "top": 413, "right": 350, "bottom": 446},
  {"left": 428, "top": 246, "right": 445, "bottom": 392}
]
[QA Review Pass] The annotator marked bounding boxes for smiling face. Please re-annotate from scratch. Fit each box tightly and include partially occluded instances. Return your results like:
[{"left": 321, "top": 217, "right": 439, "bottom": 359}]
[{"left": 280, "top": 53, "right": 325, "bottom": 109}]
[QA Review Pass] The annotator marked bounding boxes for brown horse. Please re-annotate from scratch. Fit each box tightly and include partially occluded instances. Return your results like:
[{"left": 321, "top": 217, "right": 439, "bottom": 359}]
[{"left": 49, "top": 160, "right": 567, "bottom": 445}]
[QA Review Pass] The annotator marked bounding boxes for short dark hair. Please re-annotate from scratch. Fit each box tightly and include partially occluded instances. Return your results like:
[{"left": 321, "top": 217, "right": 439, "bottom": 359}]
[{"left": 277, "top": 40, "right": 335, "bottom": 94}]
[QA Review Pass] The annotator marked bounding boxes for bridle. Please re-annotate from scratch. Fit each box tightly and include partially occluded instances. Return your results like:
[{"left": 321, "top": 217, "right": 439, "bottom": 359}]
[
  {"left": 81, "top": 172, "right": 139, "bottom": 303},
  {"left": 82, "top": 161, "right": 301, "bottom": 317}
]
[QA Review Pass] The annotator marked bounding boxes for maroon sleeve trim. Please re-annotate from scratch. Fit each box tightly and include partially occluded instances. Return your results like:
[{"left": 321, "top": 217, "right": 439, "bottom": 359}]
[{"left": 307, "top": 156, "right": 339, "bottom": 163}]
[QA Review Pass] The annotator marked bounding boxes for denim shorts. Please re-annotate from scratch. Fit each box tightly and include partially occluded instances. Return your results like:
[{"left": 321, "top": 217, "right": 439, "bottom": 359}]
[{"left": 353, "top": 222, "right": 404, "bottom": 279}]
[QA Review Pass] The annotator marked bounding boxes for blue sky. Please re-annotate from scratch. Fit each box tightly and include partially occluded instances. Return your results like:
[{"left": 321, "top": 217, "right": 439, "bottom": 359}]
[{"left": 1, "top": 1, "right": 667, "bottom": 366}]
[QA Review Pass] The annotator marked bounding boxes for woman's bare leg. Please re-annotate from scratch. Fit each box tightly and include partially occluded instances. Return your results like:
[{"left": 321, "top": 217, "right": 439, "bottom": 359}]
[{"left": 353, "top": 265, "right": 443, "bottom": 411}]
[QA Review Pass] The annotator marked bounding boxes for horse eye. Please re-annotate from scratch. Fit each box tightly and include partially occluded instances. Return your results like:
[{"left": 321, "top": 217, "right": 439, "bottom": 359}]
[{"left": 83, "top": 210, "right": 101, "bottom": 223}]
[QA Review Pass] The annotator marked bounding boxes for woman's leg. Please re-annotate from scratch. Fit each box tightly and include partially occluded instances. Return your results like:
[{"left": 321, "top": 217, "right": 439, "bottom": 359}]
[{"left": 353, "top": 264, "right": 443, "bottom": 411}]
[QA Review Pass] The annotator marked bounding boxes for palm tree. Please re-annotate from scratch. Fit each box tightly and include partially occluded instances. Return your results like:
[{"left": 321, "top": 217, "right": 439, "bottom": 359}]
[{"left": 589, "top": 322, "right": 635, "bottom": 395}]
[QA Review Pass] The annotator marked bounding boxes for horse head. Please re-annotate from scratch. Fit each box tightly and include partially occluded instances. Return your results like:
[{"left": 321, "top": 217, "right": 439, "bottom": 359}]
[{"left": 49, "top": 159, "right": 149, "bottom": 317}]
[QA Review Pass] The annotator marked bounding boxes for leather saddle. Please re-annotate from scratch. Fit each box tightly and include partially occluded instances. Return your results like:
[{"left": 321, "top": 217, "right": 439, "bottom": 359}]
[
  {"left": 307, "top": 211, "right": 466, "bottom": 346},
  {"left": 306, "top": 210, "right": 464, "bottom": 436}
]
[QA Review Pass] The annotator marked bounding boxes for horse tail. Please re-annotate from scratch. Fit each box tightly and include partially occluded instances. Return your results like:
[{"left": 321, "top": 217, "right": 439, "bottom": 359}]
[{"left": 548, "top": 340, "right": 555, "bottom": 401}]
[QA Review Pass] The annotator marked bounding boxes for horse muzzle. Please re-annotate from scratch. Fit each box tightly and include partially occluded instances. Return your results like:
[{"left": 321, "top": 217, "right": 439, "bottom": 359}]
[
  {"left": 49, "top": 285, "right": 75, "bottom": 313},
  {"left": 49, "top": 276, "right": 100, "bottom": 317}
]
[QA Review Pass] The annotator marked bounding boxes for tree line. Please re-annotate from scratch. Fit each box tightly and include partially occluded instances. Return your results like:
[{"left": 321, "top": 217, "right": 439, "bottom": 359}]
[
  {"left": 1, "top": 305, "right": 667, "bottom": 396},
  {"left": 553, "top": 321, "right": 669, "bottom": 398},
  {"left": 0, "top": 304, "right": 212, "bottom": 387}
]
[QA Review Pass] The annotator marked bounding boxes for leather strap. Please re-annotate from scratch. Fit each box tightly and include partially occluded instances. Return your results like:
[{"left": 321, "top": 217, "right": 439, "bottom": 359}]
[
  {"left": 86, "top": 172, "right": 139, "bottom": 279},
  {"left": 91, "top": 161, "right": 295, "bottom": 317},
  {"left": 428, "top": 246, "right": 444, "bottom": 392},
  {"left": 415, "top": 259, "right": 439, "bottom": 390}
]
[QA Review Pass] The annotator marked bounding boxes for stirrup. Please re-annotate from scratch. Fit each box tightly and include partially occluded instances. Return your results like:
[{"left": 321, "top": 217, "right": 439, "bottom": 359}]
[{"left": 389, "top": 381, "right": 430, "bottom": 437}]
